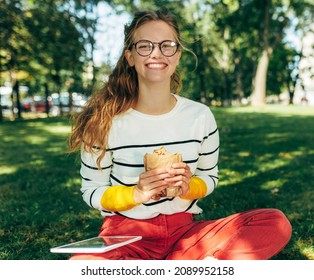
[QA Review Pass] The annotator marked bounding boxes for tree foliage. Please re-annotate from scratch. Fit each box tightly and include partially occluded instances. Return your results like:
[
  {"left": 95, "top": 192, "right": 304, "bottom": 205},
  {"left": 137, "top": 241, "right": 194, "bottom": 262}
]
[{"left": 0, "top": 0, "right": 313, "bottom": 120}]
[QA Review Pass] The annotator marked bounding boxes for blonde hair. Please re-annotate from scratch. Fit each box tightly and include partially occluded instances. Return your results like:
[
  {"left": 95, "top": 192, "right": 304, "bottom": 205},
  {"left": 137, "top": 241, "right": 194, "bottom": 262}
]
[{"left": 69, "top": 8, "right": 184, "bottom": 168}]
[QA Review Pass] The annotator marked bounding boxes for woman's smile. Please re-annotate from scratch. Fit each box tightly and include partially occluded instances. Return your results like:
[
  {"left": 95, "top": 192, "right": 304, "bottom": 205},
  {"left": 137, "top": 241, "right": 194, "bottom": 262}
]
[{"left": 145, "top": 62, "right": 168, "bottom": 70}]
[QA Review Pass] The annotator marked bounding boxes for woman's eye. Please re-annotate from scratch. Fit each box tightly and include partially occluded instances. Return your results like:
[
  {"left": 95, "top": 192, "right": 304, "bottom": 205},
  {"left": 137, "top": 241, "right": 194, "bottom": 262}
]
[
  {"left": 162, "top": 43, "right": 171, "bottom": 49},
  {"left": 139, "top": 45, "right": 151, "bottom": 50}
]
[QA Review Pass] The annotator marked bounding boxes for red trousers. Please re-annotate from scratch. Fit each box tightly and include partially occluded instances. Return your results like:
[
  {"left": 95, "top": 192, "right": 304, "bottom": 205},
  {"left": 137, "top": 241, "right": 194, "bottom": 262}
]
[{"left": 70, "top": 208, "right": 292, "bottom": 260}]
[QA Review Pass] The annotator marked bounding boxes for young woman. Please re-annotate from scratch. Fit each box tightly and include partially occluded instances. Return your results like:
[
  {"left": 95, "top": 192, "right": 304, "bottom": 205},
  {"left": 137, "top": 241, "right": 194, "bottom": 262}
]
[{"left": 68, "top": 8, "right": 291, "bottom": 260}]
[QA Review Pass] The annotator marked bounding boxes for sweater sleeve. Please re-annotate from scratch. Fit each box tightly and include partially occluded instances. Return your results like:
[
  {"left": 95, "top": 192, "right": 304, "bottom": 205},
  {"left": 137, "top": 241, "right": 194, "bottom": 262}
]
[
  {"left": 180, "top": 177, "right": 207, "bottom": 200},
  {"left": 80, "top": 148, "right": 140, "bottom": 213},
  {"left": 193, "top": 108, "right": 219, "bottom": 197},
  {"left": 79, "top": 148, "right": 114, "bottom": 211},
  {"left": 100, "top": 185, "right": 139, "bottom": 211}
]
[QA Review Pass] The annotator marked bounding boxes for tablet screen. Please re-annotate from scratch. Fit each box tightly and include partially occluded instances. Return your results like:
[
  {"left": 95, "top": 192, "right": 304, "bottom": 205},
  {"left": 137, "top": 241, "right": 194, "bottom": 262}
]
[{"left": 50, "top": 236, "right": 142, "bottom": 253}]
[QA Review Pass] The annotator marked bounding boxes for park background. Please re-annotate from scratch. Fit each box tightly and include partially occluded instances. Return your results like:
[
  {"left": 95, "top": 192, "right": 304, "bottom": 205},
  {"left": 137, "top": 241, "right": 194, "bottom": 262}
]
[{"left": 0, "top": 0, "right": 313, "bottom": 260}]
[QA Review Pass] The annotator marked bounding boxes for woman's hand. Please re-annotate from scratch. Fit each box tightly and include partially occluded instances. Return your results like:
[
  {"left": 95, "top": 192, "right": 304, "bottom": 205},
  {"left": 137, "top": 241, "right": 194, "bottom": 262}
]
[
  {"left": 133, "top": 168, "right": 172, "bottom": 203},
  {"left": 164, "top": 162, "right": 192, "bottom": 196}
]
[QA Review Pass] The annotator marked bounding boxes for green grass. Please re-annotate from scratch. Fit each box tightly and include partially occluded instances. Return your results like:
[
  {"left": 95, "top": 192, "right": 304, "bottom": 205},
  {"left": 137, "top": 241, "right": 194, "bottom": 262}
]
[{"left": 0, "top": 105, "right": 313, "bottom": 260}]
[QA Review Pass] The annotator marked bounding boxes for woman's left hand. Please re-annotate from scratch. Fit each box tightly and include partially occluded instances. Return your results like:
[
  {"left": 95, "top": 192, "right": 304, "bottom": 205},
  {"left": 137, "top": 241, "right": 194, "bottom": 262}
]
[{"left": 164, "top": 162, "right": 192, "bottom": 196}]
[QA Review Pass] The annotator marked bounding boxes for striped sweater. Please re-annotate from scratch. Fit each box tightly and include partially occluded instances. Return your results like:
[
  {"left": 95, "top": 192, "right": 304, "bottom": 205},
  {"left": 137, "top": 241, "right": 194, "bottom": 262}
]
[{"left": 80, "top": 94, "right": 219, "bottom": 219}]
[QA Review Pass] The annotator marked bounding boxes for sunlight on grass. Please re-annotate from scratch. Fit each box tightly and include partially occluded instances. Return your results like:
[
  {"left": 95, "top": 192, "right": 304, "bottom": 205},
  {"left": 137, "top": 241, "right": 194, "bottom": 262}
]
[
  {"left": 260, "top": 179, "right": 286, "bottom": 190},
  {"left": 223, "top": 104, "right": 314, "bottom": 116},
  {"left": 2, "top": 134, "right": 49, "bottom": 145},
  {"left": 258, "top": 155, "right": 287, "bottom": 170},
  {"left": 42, "top": 125, "right": 71, "bottom": 135},
  {"left": 22, "top": 119, "right": 71, "bottom": 135},
  {"left": 23, "top": 135, "right": 47, "bottom": 145},
  {"left": 264, "top": 133, "right": 291, "bottom": 143},
  {"left": 219, "top": 169, "right": 247, "bottom": 186},
  {"left": 0, "top": 166, "right": 17, "bottom": 175},
  {"left": 258, "top": 150, "right": 304, "bottom": 172},
  {"left": 220, "top": 148, "right": 311, "bottom": 199},
  {"left": 237, "top": 151, "right": 250, "bottom": 157},
  {"left": 64, "top": 177, "right": 82, "bottom": 190},
  {"left": 29, "top": 159, "right": 45, "bottom": 166},
  {"left": 278, "top": 151, "right": 303, "bottom": 159},
  {"left": 46, "top": 146, "right": 69, "bottom": 153},
  {"left": 296, "top": 240, "right": 314, "bottom": 260},
  {"left": 220, "top": 154, "right": 289, "bottom": 187}
]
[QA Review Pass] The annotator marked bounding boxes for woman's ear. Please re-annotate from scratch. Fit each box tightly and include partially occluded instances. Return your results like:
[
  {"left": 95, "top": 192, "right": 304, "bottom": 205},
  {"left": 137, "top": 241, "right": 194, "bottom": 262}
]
[{"left": 124, "top": 50, "right": 135, "bottom": 67}]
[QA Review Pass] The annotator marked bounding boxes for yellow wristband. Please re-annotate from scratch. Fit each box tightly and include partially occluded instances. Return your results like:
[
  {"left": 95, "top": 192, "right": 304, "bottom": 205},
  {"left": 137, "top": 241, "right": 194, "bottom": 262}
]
[
  {"left": 101, "top": 186, "right": 139, "bottom": 211},
  {"left": 180, "top": 177, "right": 207, "bottom": 200}
]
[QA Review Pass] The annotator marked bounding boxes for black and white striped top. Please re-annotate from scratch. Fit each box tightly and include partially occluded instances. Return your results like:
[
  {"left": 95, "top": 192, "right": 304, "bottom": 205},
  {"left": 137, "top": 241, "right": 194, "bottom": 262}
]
[{"left": 80, "top": 94, "right": 219, "bottom": 219}]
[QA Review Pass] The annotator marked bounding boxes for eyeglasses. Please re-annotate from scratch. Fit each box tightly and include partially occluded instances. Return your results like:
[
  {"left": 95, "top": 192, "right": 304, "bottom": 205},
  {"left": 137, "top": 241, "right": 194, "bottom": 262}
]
[{"left": 132, "top": 40, "right": 179, "bottom": 57}]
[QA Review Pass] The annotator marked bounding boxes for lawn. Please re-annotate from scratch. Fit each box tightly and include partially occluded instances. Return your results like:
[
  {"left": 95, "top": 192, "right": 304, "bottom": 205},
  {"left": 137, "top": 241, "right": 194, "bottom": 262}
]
[{"left": 0, "top": 105, "right": 313, "bottom": 260}]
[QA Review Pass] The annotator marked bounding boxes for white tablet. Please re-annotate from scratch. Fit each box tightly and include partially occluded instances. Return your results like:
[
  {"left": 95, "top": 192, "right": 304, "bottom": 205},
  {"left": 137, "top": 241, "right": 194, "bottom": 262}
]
[{"left": 50, "top": 236, "right": 142, "bottom": 253}]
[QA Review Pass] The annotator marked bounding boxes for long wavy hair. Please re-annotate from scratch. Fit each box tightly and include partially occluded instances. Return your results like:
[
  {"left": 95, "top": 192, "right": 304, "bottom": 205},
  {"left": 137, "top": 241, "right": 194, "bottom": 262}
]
[{"left": 68, "top": 8, "right": 184, "bottom": 168}]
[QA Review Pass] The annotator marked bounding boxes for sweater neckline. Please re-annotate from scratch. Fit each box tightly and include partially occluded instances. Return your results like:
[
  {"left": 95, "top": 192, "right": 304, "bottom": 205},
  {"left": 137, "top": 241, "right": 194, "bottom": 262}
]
[{"left": 128, "top": 94, "right": 183, "bottom": 119}]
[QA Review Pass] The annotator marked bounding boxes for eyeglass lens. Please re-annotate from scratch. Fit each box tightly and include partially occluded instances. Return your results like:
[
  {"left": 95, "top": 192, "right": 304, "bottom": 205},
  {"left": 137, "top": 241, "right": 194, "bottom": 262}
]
[{"left": 134, "top": 40, "right": 178, "bottom": 57}]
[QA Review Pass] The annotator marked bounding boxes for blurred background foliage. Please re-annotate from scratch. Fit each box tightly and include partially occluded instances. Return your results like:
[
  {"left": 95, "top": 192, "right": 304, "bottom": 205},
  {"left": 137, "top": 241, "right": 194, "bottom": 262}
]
[{"left": 0, "top": 0, "right": 313, "bottom": 121}]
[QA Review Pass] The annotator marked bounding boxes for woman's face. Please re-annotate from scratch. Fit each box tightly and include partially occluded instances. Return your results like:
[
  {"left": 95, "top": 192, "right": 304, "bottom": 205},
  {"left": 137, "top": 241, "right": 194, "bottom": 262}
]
[{"left": 125, "top": 20, "right": 181, "bottom": 87}]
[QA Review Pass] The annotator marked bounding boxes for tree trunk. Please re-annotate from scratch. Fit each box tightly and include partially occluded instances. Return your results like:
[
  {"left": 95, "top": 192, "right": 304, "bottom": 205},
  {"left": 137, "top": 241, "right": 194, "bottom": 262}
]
[
  {"left": 198, "top": 40, "right": 207, "bottom": 104},
  {"left": 44, "top": 83, "right": 50, "bottom": 116},
  {"left": 191, "top": 30, "right": 207, "bottom": 103},
  {"left": 0, "top": 55, "right": 2, "bottom": 122},
  {"left": 13, "top": 80, "right": 22, "bottom": 119},
  {"left": 236, "top": 67, "right": 244, "bottom": 102},
  {"left": 251, "top": 0, "right": 271, "bottom": 106},
  {"left": 69, "top": 91, "right": 73, "bottom": 114},
  {"left": 222, "top": 70, "right": 231, "bottom": 106},
  {"left": 251, "top": 49, "right": 270, "bottom": 106},
  {"left": 0, "top": 93, "right": 3, "bottom": 122}
]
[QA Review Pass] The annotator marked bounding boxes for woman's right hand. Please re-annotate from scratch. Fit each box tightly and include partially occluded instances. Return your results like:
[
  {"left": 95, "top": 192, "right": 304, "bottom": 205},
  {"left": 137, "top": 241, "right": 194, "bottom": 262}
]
[{"left": 133, "top": 168, "right": 172, "bottom": 203}]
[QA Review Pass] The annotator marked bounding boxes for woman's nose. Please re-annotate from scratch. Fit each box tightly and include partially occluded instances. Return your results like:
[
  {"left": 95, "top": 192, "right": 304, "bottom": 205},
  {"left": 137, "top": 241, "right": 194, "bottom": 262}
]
[{"left": 149, "top": 44, "right": 163, "bottom": 58}]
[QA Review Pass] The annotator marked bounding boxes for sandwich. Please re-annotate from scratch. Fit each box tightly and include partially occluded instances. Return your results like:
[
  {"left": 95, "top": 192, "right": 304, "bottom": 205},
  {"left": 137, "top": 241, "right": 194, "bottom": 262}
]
[{"left": 144, "top": 147, "right": 182, "bottom": 197}]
